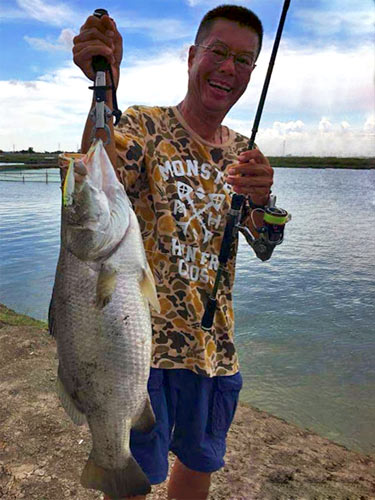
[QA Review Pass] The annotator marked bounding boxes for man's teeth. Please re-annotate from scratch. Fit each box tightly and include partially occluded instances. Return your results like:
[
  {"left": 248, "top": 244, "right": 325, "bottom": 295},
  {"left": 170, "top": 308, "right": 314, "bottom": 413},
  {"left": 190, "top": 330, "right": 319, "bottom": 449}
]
[{"left": 209, "top": 80, "right": 231, "bottom": 92}]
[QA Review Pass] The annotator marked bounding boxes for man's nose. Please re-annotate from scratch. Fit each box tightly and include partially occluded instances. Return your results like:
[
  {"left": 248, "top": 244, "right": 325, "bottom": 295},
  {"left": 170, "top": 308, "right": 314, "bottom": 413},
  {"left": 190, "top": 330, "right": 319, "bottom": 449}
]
[{"left": 218, "top": 54, "right": 236, "bottom": 74}]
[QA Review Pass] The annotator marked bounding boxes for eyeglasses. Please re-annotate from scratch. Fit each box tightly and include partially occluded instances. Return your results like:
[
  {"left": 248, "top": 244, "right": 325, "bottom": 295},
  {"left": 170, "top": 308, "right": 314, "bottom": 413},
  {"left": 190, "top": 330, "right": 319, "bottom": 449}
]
[{"left": 195, "top": 42, "right": 256, "bottom": 72}]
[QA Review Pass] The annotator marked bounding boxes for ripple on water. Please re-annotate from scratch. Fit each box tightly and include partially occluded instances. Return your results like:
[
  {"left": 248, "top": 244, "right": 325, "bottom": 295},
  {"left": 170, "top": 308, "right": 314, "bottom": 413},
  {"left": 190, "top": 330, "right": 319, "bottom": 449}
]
[{"left": 1, "top": 169, "right": 375, "bottom": 455}]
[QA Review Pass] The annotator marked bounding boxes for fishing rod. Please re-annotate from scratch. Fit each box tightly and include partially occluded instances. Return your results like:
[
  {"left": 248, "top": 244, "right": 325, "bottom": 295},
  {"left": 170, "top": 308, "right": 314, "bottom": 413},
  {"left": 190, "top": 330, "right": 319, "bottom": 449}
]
[
  {"left": 201, "top": 0, "right": 291, "bottom": 331},
  {"left": 89, "top": 8, "right": 122, "bottom": 145}
]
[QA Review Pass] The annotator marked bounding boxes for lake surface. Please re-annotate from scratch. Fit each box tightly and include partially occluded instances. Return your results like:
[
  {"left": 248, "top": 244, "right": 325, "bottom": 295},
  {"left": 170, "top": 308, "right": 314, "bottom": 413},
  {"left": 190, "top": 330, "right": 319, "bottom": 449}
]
[{"left": 0, "top": 167, "right": 374, "bottom": 456}]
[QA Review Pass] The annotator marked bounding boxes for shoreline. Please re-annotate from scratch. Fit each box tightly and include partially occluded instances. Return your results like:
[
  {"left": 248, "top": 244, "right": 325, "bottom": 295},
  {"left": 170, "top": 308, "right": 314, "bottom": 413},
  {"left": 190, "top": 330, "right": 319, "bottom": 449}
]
[
  {"left": 1, "top": 304, "right": 373, "bottom": 455},
  {"left": 1, "top": 154, "right": 375, "bottom": 171},
  {"left": 1, "top": 302, "right": 375, "bottom": 498}
]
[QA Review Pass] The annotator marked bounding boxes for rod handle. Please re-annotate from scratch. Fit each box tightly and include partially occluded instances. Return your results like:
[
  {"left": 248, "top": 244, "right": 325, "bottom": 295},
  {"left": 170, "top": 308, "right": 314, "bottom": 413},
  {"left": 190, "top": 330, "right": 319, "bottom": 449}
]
[
  {"left": 201, "top": 297, "right": 218, "bottom": 331},
  {"left": 219, "top": 193, "right": 244, "bottom": 263}
]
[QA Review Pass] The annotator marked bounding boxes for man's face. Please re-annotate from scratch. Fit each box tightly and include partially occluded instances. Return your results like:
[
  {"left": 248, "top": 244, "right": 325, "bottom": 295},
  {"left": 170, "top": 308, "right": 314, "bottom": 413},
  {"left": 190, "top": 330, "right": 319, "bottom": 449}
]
[{"left": 187, "top": 18, "right": 259, "bottom": 116}]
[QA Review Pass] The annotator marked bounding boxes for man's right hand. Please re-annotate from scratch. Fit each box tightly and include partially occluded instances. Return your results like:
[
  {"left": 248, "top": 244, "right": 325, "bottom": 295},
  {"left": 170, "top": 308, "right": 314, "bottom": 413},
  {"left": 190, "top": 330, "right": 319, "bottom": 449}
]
[{"left": 72, "top": 14, "right": 123, "bottom": 88}]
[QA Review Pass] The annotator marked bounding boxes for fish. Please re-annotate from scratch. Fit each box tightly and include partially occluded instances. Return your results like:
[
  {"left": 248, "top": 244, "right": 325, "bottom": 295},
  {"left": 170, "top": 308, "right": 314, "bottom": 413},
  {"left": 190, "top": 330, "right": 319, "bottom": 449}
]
[{"left": 49, "top": 138, "right": 160, "bottom": 499}]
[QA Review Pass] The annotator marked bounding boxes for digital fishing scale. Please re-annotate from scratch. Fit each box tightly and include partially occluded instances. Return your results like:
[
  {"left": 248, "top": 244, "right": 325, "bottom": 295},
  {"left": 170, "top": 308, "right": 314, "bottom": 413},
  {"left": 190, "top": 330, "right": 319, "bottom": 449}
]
[{"left": 201, "top": 0, "right": 292, "bottom": 330}]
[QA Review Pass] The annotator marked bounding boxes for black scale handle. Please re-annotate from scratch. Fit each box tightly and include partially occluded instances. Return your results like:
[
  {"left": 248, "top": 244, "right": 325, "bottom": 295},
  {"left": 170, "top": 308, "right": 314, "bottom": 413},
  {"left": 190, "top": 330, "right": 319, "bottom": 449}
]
[{"left": 92, "top": 8, "right": 110, "bottom": 72}]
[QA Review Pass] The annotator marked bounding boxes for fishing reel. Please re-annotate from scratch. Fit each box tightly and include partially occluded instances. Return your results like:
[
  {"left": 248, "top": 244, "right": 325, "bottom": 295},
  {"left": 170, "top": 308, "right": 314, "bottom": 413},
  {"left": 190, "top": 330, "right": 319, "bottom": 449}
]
[{"left": 238, "top": 195, "right": 291, "bottom": 261}]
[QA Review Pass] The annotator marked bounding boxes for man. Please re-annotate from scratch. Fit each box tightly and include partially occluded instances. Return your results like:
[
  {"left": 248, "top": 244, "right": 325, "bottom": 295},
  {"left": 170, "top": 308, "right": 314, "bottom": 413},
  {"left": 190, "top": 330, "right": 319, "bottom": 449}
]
[{"left": 73, "top": 5, "right": 274, "bottom": 499}]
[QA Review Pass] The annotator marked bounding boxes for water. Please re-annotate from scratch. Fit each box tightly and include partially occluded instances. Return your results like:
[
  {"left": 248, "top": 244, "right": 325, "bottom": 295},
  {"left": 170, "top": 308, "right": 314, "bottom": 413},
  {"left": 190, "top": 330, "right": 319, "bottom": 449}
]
[
  {"left": 0, "top": 168, "right": 374, "bottom": 455},
  {"left": 0, "top": 168, "right": 61, "bottom": 183},
  {"left": 234, "top": 167, "right": 375, "bottom": 456},
  {"left": 0, "top": 170, "right": 61, "bottom": 319}
]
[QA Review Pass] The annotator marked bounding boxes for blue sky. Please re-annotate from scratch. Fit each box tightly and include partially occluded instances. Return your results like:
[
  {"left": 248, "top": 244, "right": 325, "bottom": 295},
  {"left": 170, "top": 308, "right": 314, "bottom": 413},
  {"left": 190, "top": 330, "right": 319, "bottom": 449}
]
[{"left": 0, "top": 0, "right": 374, "bottom": 155}]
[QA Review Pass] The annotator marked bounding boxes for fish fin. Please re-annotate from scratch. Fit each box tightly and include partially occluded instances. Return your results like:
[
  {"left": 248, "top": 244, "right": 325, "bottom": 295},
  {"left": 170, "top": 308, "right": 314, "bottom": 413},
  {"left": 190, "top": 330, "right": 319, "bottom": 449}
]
[
  {"left": 48, "top": 295, "right": 56, "bottom": 337},
  {"left": 56, "top": 374, "right": 86, "bottom": 426},
  {"left": 96, "top": 264, "right": 117, "bottom": 309},
  {"left": 140, "top": 263, "right": 160, "bottom": 313},
  {"left": 62, "top": 157, "right": 75, "bottom": 207},
  {"left": 81, "top": 454, "right": 151, "bottom": 498},
  {"left": 131, "top": 397, "right": 156, "bottom": 432}
]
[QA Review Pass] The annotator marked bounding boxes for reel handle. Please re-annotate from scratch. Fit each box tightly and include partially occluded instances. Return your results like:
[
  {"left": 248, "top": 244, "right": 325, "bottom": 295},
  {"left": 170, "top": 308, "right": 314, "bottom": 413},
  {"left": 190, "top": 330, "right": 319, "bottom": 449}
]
[{"left": 92, "top": 8, "right": 110, "bottom": 72}]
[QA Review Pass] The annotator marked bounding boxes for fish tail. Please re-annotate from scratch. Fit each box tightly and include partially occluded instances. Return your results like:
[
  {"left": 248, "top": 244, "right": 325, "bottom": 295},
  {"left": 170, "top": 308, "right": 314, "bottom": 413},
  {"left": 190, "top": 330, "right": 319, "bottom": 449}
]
[{"left": 80, "top": 454, "right": 151, "bottom": 498}]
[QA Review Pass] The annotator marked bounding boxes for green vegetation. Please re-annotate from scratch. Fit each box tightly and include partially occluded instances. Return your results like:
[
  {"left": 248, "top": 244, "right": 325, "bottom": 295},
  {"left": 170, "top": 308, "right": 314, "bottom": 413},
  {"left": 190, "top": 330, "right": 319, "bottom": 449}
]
[
  {"left": 268, "top": 156, "right": 374, "bottom": 169},
  {"left": 0, "top": 152, "right": 59, "bottom": 170},
  {"left": 0, "top": 303, "right": 47, "bottom": 329},
  {"left": 0, "top": 152, "right": 374, "bottom": 170}
]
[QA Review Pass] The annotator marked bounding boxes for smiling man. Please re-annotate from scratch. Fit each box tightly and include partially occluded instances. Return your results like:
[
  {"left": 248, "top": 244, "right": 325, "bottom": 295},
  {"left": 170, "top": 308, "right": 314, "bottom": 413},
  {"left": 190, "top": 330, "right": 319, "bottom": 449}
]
[
  {"left": 73, "top": 4, "right": 274, "bottom": 500},
  {"left": 180, "top": 14, "right": 261, "bottom": 143}
]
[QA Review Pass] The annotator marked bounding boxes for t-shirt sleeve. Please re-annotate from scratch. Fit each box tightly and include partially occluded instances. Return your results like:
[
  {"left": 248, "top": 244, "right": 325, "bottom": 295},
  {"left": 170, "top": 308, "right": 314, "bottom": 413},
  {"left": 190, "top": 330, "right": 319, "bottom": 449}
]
[{"left": 115, "top": 106, "right": 146, "bottom": 191}]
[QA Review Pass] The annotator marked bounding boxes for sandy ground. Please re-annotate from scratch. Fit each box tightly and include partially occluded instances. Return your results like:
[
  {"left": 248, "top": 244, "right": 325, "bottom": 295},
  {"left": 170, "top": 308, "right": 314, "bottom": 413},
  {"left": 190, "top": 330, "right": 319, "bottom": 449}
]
[{"left": 0, "top": 303, "right": 374, "bottom": 500}]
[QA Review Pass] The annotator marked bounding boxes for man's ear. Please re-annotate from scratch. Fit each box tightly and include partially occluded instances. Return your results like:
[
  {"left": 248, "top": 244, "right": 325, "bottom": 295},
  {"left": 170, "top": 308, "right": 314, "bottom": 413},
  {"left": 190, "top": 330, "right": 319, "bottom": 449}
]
[{"left": 188, "top": 45, "right": 197, "bottom": 69}]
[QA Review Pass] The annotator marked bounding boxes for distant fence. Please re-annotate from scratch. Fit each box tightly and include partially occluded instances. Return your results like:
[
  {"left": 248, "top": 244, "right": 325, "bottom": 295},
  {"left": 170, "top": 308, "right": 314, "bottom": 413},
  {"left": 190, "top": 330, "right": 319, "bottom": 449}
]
[{"left": 0, "top": 169, "right": 61, "bottom": 183}]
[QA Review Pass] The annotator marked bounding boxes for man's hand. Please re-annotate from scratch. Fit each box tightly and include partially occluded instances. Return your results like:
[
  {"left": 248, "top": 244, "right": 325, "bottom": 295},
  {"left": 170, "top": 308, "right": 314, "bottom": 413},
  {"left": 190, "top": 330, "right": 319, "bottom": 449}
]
[
  {"left": 72, "top": 14, "right": 123, "bottom": 88},
  {"left": 226, "top": 149, "right": 273, "bottom": 206}
]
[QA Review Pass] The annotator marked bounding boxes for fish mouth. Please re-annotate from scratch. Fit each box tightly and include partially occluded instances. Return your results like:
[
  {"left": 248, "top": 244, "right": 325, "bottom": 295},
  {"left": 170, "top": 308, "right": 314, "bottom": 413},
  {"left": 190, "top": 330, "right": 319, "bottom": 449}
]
[{"left": 208, "top": 79, "right": 233, "bottom": 93}]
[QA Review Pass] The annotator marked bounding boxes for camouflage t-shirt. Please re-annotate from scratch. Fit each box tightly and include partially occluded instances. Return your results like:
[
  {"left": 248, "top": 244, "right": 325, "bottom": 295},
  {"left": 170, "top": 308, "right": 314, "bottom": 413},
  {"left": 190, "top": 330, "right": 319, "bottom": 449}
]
[{"left": 115, "top": 105, "right": 249, "bottom": 377}]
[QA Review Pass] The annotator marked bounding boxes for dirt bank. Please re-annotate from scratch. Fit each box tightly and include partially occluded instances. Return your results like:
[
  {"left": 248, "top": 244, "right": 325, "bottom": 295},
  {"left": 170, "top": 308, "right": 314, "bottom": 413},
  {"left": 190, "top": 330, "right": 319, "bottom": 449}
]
[{"left": 0, "top": 304, "right": 374, "bottom": 499}]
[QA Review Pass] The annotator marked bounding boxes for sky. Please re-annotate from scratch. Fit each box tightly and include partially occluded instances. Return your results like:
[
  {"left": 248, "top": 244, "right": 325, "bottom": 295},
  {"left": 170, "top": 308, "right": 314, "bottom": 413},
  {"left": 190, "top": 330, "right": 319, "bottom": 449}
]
[{"left": 0, "top": 0, "right": 374, "bottom": 156}]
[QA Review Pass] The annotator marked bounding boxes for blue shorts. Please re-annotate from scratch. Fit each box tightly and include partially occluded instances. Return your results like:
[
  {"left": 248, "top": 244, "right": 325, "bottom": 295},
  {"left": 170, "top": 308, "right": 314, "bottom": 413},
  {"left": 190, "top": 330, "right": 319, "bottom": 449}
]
[{"left": 130, "top": 368, "right": 243, "bottom": 484}]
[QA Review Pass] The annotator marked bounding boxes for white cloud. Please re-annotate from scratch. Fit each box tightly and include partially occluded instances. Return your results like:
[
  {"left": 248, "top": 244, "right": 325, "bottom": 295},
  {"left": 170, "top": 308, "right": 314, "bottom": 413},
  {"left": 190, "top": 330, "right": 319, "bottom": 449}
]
[
  {"left": 341, "top": 121, "right": 350, "bottom": 131},
  {"left": 0, "top": 65, "right": 89, "bottom": 152},
  {"left": 6, "top": 1, "right": 190, "bottom": 43},
  {"left": 118, "top": 52, "right": 187, "bottom": 107},
  {"left": 318, "top": 117, "right": 333, "bottom": 133},
  {"left": 294, "top": 7, "right": 375, "bottom": 38},
  {"left": 115, "top": 15, "right": 192, "bottom": 42},
  {"left": 273, "top": 120, "right": 305, "bottom": 134},
  {"left": 224, "top": 115, "right": 375, "bottom": 156},
  {"left": 237, "top": 38, "right": 374, "bottom": 117},
  {"left": 16, "top": 0, "right": 79, "bottom": 26},
  {"left": 24, "top": 28, "right": 75, "bottom": 52},
  {"left": 0, "top": 53, "right": 188, "bottom": 152},
  {"left": 185, "top": 0, "right": 216, "bottom": 6},
  {"left": 256, "top": 120, "right": 374, "bottom": 157},
  {"left": 364, "top": 115, "right": 375, "bottom": 133},
  {"left": 0, "top": 7, "right": 26, "bottom": 20},
  {"left": 0, "top": 41, "right": 374, "bottom": 156}
]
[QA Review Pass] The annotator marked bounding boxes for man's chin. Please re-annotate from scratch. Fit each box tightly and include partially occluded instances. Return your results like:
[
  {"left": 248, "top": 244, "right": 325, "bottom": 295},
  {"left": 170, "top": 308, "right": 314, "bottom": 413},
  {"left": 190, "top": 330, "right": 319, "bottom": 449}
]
[{"left": 201, "top": 95, "right": 233, "bottom": 114}]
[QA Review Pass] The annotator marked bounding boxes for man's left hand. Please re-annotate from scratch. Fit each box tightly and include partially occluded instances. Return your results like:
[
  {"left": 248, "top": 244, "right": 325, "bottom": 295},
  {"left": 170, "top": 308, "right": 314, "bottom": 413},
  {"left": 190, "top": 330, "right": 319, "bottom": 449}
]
[{"left": 226, "top": 149, "right": 273, "bottom": 206}]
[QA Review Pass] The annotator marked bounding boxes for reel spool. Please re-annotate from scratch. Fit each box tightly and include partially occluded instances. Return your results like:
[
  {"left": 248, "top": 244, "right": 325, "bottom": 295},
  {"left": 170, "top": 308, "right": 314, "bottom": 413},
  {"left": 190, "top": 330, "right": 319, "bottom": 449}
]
[{"left": 238, "top": 203, "right": 291, "bottom": 262}]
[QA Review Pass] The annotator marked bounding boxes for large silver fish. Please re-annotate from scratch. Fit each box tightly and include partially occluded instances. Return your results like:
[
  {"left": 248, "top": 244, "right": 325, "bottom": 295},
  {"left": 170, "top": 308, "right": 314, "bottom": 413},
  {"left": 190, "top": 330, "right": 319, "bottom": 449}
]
[{"left": 49, "top": 139, "right": 160, "bottom": 499}]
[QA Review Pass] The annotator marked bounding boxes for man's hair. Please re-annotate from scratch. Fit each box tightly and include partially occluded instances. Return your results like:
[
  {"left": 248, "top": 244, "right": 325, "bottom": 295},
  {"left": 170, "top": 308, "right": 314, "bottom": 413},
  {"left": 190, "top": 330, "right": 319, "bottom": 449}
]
[{"left": 194, "top": 4, "right": 263, "bottom": 57}]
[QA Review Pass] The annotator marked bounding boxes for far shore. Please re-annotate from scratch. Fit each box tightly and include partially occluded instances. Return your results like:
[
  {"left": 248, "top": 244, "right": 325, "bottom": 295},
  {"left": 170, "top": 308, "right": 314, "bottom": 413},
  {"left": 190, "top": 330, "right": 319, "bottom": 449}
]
[{"left": 0, "top": 152, "right": 374, "bottom": 170}]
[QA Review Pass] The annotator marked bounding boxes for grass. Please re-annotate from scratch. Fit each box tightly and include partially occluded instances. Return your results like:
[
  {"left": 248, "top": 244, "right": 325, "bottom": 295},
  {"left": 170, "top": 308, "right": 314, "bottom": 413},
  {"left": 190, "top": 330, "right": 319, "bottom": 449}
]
[
  {"left": 1, "top": 152, "right": 374, "bottom": 170},
  {"left": 0, "top": 152, "right": 59, "bottom": 170},
  {"left": 0, "top": 303, "right": 47, "bottom": 329},
  {"left": 268, "top": 156, "right": 375, "bottom": 169}
]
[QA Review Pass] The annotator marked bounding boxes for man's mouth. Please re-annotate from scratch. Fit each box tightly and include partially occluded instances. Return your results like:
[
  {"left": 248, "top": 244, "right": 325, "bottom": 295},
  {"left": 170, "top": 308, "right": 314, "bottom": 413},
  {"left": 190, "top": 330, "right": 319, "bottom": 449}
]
[{"left": 208, "top": 79, "right": 232, "bottom": 93}]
